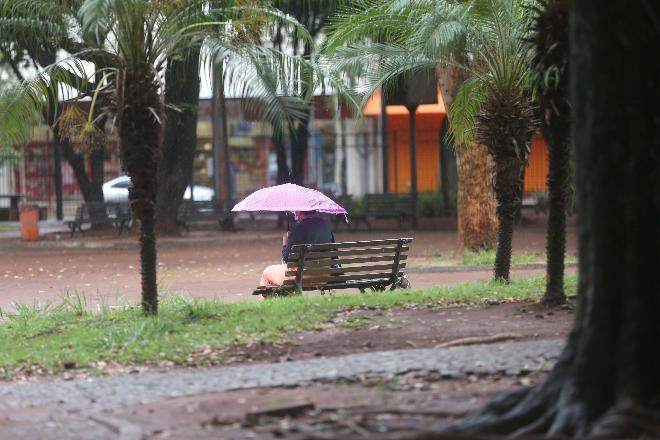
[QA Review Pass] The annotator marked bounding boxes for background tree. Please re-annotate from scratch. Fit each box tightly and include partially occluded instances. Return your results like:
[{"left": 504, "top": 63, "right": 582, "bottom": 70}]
[
  {"left": 529, "top": 0, "right": 571, "bottom": 304},
  {"left": 0, "top": 0, "right": 113, "bottom": 209},
  {"left": 272, "top": 0, "right": 341, "bottom": 186},
  {"left": 325, "top": 0, "right": 498, "bottom": 251},
  {"left": 0, "top": 0, "right": 314, "bottom": 314},
  {"left": 156, "top": 47, "right": 201, "bottom": 235}
]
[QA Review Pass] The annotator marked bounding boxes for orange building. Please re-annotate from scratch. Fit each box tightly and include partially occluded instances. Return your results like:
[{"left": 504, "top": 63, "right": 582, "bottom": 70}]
[{"left": 364, "top": 89, "right": 549, "bottom": 194}]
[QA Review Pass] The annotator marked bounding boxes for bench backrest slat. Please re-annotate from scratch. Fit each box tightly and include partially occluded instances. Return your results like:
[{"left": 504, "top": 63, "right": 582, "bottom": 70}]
[
  {"left": 286, "top": 262, "right": 407, "bottom": 277},
  {"left": 287, "top": 254, "right": 408, "bottom": 269},
  {"left": 289, "top": 246, "right": 409, "bottom": 261},
  {"left": 295, "top": 238, "right": 412, "bottom": 251}
]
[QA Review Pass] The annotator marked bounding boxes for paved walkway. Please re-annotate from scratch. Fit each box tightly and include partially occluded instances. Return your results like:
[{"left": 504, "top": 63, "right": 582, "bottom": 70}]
[
  {"left": 0, "top": 339, "right": 564, "bottom": 439},
  {"left": 0, "top": 224, "right": 577, "bottom": 311}
]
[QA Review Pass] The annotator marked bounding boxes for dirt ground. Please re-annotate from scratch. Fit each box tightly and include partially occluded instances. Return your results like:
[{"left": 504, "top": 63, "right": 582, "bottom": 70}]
[
  {"left": 115, "top": 373, "right": 547, "bottom": 439},
  {"left": 0, "top": 218, "right": 576, "bottom": 311},
  {"left": 225, "top": 301, "right": 574, "bottom": 366}
]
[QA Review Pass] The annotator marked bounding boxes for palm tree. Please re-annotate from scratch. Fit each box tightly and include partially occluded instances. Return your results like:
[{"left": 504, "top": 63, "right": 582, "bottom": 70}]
[
  {"left": 324, "top": 0, "right": 498, "bottom": 251},
  {"left": 447, "top": 0, "right": 536, "bottom": 282},
  {"left": 0, "top": 0, "right": 314, "bottom": 314},
  {"left": 529, "top": 0, "right": 570, "bottom": 304}
]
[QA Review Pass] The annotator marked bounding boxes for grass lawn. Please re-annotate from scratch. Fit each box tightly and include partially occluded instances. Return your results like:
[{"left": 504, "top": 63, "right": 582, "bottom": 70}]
[
  {"left": 422, "top": 249, "right": 578, "bottom": 266},
  {"left": 0, "top": 275, "right": 577, "bottom": 378}
]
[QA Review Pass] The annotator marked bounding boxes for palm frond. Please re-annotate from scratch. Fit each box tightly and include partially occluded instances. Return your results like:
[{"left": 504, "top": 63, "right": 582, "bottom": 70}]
[{"left": 447, "top": 77, "right": 488, "bottom": 149}]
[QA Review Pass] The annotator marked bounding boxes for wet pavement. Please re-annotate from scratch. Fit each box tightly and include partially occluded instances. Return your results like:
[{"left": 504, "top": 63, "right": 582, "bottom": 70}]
[
  {"left": 0, "top": 339, "right": 564, "bottom": 439},
  {"left": 0, "top": 223, "right": 577, "bottom": 311}
]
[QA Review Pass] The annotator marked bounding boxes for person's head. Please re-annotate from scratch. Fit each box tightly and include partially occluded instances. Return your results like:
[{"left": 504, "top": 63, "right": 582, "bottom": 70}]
[{"left": 293, "top": 210, "right": 316, "bottom": 222}]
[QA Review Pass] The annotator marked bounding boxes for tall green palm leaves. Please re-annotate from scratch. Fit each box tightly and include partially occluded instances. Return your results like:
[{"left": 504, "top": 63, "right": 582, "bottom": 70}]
[{"left": 0, "top": 0, "right": 315, "bottom": 314}]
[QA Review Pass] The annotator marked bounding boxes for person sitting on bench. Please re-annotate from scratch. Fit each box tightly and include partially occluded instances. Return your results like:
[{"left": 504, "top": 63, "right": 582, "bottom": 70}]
[{"left": 259, "top": 211, "right": 335, "bottom": 287}]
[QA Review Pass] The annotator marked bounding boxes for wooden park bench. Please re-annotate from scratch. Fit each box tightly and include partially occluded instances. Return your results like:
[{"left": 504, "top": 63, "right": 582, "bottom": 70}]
[
  {"left": 253, "top": 238, "right": 413, "bottom": 297},
  {"left": 67, "top": 202, "right": 132, "bottom": 237},
  {"left": 350, "top": 193, "right": 414, "bottom": 230},
  {"left": 177, "top": 200, "right": 233, "bottom": 232}
]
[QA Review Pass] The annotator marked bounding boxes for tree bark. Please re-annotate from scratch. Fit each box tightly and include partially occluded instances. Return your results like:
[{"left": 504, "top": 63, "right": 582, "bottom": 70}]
[
  {"left": 56, "top": 131, "right": 105, "bottom": 204},
  {"left": 476, "top": 89, "right": 534, "bottom": 283},
  {"left": 455, "top": 144, "right": 497, "bottom": 251},
  {"left": 438, "top": 1, "right": 660, "bottom": 436},
  {"left": 440, "top": 65, "right": 497, "bottom": 249},
  {"left": 492, "top": 156, "right": 526, "bottom": 282},
  {"left": 156, "top": 49, "right": 200, "bottom": 236},
  {"left": 291, "top": 115, "right": 309, "bottom": 186},
  {"left": 118, "top": 66, "right": 162, "bottom": 315},
  {"left": 291, "top": 42, "right": 312, "bottom": 187}
]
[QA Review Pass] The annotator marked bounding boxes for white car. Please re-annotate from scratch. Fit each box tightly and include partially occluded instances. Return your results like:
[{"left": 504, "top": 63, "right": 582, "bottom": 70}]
[{"left": 102, "top": 176, "right": 215, "bottom": 202}]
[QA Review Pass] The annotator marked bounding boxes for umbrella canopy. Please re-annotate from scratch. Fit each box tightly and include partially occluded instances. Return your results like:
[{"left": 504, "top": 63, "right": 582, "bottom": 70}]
[{"left": 232, "top": 183, "right": 346, "bottom": 214}]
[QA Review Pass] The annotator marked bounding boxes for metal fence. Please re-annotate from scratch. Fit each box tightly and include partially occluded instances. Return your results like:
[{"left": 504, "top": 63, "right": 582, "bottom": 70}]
[{"left": 0, "top": 149, "right": 85, "bottom": 220}]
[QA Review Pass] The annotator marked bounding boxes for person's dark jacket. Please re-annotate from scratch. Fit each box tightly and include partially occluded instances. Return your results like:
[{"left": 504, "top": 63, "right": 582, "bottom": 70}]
[{"left": 282, "top": 216, "right": 334, "bottom": 262}]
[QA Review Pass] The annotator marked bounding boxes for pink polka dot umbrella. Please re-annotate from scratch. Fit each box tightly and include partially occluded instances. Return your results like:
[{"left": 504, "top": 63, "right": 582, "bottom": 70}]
[{"left": 231, "top": 183, "right": 347, "bottom": 215}]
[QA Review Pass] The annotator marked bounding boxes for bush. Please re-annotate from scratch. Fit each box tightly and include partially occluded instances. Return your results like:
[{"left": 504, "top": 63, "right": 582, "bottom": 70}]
[{"left": 418, "top": 191, "right": 456, "bottom": 217}]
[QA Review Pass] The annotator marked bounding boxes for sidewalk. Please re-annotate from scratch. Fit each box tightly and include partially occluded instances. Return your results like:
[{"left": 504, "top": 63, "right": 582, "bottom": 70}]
[{"left": 0, "top": 339, "right": 564, "bottom": 439}]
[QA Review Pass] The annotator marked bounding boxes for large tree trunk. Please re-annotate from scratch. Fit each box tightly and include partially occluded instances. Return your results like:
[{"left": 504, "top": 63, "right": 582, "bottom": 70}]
[
  {"left": 442, "top": 1, "right": 660, "bottom": 437},
  {"left": 156, "top": 49, "right": 200, "bottom": 236},
  {"left": 118, "top": 67, "right": 163, "bottom": 315},
  {"left": 455, "top": 144, "right": 497, "bottom": 251},
  {"left": 440, "top": 65, "right": 497, "bottom": 249}
]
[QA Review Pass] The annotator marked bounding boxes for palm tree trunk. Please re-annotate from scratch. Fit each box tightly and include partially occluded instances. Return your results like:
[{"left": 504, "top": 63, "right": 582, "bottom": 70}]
[
  {"left": 138, "top": 201, "right": 158, "bottom": 314},
  {"left": 493, "top": 157, "right": 526, "bottom": 281},
  {"left": 477, "top": 91, "right": 535, "bottom": 282},
  {"left": 118, "top": 68, "right": 162, "bottom": 315},
  {"left": 530, "top": 0, "right": 571, "bottom": 305},
  {"left": 456, "top": 144, "right": 498, "bottom": 251},
  {"left": 542, "top": 135, "right": 570, "bottom": 303}
]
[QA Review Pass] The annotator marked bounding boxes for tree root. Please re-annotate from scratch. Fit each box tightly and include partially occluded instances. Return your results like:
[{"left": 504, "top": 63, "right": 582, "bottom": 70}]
[
  {"left": 434, "top": 333, "right": 520, "bottom": 348},
  {"left": 298, "top": 376, "right": 660, "bottom": 440}
]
